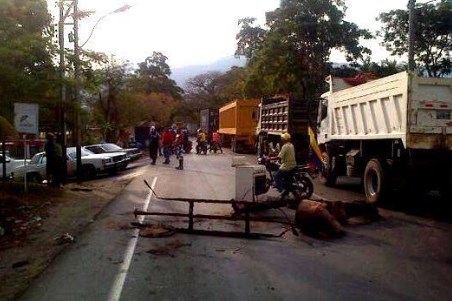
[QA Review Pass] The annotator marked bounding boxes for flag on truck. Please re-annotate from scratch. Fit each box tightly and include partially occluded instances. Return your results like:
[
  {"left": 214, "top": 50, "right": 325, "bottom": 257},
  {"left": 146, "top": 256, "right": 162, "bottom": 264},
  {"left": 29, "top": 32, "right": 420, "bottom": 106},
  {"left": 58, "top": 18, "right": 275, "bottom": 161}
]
[{"left": 308, "top": 126, "right": 323, "bottom": 169}]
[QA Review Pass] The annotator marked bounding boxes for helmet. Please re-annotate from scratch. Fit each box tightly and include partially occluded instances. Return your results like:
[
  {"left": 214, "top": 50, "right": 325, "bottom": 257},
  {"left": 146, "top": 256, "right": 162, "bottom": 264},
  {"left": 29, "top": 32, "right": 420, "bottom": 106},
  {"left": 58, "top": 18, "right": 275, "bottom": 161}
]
[{"left": 280, "top": 133, "right": 291, "bottom": 141}]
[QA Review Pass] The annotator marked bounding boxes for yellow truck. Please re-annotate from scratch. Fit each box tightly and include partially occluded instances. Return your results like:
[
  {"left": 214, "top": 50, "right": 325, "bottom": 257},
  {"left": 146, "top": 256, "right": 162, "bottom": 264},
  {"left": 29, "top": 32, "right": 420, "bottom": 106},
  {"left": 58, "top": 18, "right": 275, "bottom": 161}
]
[{"left": 219, "top": 99, "right": 260, "bottom": 153}]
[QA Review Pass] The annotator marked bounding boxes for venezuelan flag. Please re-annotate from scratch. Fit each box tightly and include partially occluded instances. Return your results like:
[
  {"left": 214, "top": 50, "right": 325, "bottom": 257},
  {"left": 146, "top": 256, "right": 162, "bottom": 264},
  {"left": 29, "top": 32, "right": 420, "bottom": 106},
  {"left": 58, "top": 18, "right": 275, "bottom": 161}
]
[{"left": 308, "top": 126, "right": 323, "bottom": 169}]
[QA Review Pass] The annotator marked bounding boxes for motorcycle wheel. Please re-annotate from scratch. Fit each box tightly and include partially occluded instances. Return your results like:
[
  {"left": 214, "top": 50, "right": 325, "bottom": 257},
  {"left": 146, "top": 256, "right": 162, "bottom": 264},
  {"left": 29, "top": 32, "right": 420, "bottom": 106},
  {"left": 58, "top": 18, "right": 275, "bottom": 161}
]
[{"left": 293, "top": 175, "right": 314, "bottom": 199}]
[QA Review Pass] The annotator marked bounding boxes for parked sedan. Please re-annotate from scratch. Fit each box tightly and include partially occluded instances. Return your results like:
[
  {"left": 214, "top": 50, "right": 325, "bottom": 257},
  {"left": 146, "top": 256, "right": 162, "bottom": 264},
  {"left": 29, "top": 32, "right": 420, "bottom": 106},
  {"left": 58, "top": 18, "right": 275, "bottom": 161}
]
[
  {"left": 12, "top": 147, "right": 129, "bottom": 182},
  {"left": 0, "top": 154, "right": 28, "bottom": 179},
  {"left": 84, "top": 143, "right": 143, "bottom": 161}
]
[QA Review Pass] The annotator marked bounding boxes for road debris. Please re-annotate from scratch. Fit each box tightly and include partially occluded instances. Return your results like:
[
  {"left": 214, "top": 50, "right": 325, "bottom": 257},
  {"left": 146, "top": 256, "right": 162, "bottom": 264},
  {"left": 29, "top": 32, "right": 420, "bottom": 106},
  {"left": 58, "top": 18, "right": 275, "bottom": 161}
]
[
  {"left": 54, "top": 233, "right": 76, "bottom": 245},
  {"left": 139, "top": 225, "right": 176, "bottom": 238},
  {"left": 12, "top": 260, "right": 29, "bottom": 269},
  {"left": 146, "top": 240, "right": 192, "bottom": 257},
  {"left": 295, "top": 199, "right": 381, "bottom": 238}
]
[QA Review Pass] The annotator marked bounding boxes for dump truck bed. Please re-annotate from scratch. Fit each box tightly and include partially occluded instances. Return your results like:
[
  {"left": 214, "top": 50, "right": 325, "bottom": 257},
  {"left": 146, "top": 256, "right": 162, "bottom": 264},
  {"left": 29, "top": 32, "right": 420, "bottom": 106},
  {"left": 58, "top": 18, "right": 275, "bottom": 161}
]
[{"left": 325, "top": 71, "right": 452, "bottom": 150}]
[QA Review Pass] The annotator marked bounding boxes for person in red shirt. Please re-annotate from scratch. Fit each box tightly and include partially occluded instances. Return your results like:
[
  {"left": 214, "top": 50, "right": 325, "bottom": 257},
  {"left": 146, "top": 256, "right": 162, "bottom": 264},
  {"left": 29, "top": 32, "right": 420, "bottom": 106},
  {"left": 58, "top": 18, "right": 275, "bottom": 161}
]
[
  {"left": 211, "top": 131, "right": 223, "bottom": 153},
  {"left": 161, "top": 128, "right": 174, "bottom": 164}
]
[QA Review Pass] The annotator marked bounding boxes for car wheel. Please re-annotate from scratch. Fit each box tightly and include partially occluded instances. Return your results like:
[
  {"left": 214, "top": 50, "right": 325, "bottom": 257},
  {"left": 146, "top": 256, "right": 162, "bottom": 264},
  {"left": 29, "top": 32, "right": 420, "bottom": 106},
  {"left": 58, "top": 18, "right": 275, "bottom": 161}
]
[
  {"left": 27, "top": 173, "right": 42, "bottom": 184},
  {"left": 82, "top": 165, "right": 96, "bottom": 180}
]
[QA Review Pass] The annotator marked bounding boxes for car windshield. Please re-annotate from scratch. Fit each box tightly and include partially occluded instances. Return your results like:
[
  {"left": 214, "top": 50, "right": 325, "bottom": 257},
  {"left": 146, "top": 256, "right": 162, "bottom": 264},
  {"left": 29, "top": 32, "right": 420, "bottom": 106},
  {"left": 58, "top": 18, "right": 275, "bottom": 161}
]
[
  {"left": 29, "top": 154, "right": 42, "bottom": 165},
  {"left": 67, "top": 149, "right": 94, "bottom": 160},
  {"left": 102, "top": 144, "right": 123, "bottom": 152}
]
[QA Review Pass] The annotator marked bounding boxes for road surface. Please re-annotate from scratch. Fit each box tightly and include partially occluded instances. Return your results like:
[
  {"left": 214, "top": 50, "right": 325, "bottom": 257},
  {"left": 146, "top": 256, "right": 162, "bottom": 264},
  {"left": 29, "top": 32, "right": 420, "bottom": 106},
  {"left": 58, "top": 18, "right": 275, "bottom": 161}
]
[{"left": 20, "top": 149, "right": 452, "bottom": 301}]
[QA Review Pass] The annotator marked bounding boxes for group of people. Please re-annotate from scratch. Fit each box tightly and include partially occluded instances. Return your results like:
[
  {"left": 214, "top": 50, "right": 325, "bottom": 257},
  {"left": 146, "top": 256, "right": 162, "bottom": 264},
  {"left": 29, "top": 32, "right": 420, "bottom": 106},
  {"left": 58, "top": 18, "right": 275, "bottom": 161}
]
[
  {"left": 148, "top": 127, "right": 225, "bottom": 170},
  {"left": 196, "top": 129, "right": 223, "bottom": 154},
  {"left": 148, "top": 126, "right": 188, "bottom": 170}
]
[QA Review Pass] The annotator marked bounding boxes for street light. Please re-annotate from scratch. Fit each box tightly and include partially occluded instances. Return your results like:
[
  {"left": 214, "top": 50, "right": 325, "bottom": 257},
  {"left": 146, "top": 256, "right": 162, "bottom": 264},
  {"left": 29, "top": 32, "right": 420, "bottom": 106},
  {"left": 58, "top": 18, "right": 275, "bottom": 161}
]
[
  {"left": 73, "top": 2, "right": 131, "bottom": 182},
  {"left": 80, "top": 5, "right": 132, "bottom": 48}
]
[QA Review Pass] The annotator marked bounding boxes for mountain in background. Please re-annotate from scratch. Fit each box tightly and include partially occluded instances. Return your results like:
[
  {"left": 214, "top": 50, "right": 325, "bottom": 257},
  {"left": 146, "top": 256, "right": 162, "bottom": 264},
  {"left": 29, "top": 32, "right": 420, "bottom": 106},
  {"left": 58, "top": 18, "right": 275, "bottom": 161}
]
[{"left": 171, "top": 56, "right": 247, "bottom": 88}]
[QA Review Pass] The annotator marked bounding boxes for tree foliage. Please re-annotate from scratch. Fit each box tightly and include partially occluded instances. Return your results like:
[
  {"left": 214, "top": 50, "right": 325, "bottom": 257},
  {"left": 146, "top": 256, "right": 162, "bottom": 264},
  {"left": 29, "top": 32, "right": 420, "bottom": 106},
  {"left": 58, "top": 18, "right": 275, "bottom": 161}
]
[
  {"left": 378, "top": 0, "right": 452, "bottom": 77},
  {"left": 134, "top": 51, "right": 184, "bottom": 100},
  {"left": 0, "top": 0, "right": 58, "bottom": 129},
  {"left": 236, "top": 0, "right": 372, "bottom": 99}
]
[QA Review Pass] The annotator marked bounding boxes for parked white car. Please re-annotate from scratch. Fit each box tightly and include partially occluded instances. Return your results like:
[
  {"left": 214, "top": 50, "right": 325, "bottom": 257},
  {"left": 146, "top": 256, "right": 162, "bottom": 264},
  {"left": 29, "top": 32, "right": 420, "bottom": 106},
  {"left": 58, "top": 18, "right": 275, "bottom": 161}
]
[
  {"left": 84, "top": 143, "right": 143, "bottom": 161},
  {"left": 12, "top": 147, "right": 129, "bottom": 182},
  {"left": 0, "top": 154, "right": 27, "bottom": 179}
]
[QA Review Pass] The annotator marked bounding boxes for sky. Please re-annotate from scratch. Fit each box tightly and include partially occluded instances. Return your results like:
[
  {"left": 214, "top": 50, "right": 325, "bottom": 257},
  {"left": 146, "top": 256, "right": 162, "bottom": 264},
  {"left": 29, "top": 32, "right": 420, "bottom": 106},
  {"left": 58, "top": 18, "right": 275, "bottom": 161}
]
[{"left": 49, "top": 0, "right": 422, "bottom": 69}]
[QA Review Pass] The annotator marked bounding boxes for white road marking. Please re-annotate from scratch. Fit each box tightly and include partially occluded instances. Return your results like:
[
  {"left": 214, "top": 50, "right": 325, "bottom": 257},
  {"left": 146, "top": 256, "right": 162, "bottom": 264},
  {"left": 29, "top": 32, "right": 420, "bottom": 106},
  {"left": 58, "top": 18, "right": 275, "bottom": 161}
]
[{"left": 107, "top": 177, "right": 157, "bottom": 301}]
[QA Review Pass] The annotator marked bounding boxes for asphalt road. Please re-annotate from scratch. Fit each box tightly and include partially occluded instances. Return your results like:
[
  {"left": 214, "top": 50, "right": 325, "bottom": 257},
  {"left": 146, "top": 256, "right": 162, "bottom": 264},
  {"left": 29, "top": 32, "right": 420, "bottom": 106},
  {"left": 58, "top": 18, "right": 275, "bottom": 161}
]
[{"left": 20, "top": 149, "right": 452, "bottom": 301}]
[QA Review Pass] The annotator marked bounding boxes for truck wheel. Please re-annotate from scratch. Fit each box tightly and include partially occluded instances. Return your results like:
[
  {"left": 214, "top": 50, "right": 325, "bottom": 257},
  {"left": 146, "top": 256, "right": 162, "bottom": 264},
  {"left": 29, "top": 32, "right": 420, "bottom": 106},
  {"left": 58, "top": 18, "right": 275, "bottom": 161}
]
[
  {"left": 364, "top": 159, "right": 389, "bottom": 204},
  {"left": 320, "top": 153, "right": 337, "bottom": 187}
]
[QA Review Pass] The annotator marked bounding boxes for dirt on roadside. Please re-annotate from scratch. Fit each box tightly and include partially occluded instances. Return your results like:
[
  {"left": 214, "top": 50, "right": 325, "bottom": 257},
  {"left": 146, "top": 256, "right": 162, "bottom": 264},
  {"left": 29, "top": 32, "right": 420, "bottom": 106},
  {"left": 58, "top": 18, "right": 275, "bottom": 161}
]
[{"left": 0, "top": 175, "right": 133, "bottom": 301}]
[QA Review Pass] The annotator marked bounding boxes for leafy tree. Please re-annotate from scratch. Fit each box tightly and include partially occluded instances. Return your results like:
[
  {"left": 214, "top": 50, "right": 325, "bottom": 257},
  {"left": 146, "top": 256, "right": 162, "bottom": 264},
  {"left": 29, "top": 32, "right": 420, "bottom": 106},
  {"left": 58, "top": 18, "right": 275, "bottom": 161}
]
[
  {"left": 135, "top": 92, "right": 177, "bottom": 126},
  {"left": 184, "top": 71, "right": 225, "bottom": 107},
  {"left": 236, "top": 18, "right": 267, "bottom": 59},
  {"left": 0, "top": 0, "right": 58, "bottom": 130},
  {"left": 134, "top": 51, "right": 184, "bottom": 100},
  {"left": 378, "top": 0, "right": 452, "bottom": 77},
  {"left": 236, "top": 0, "right": 372, "bottom": 99},
  {"left": 358, "top": 58, "right": 405, "bottom": 77}
]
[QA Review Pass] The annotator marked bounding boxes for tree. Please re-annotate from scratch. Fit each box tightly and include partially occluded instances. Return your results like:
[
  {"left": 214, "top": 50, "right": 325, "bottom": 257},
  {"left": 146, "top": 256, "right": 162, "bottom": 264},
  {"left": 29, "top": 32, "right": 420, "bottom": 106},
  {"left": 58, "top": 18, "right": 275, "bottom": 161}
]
[
  {"left": 0, "top": 0, "right": 58, "bottom": 129},
  {"left": 378, "top": 0, "right": 452, "bottom": 77},
  {"left": 236, "top": 0, "right": 372, "bottom": 99},
  {"left": 134, "top": 51, "right": 184, "bottom": 100},
  {"left": 358, "top": 58, "right": 405, "bottom": 78}
]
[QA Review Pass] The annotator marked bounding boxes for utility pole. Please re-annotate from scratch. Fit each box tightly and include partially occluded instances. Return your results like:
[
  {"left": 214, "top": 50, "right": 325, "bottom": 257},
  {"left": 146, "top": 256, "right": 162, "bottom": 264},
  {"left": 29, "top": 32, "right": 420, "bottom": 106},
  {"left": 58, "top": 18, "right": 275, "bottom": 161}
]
[
  {"left": 58, "top": 0, "right": 74, "bottom": 183},
  {"left": 73, "top": 0, "right": 83, "bottom": 182},
  {"left": 408, "top": 0, "right": 416, "bottom": 72}
]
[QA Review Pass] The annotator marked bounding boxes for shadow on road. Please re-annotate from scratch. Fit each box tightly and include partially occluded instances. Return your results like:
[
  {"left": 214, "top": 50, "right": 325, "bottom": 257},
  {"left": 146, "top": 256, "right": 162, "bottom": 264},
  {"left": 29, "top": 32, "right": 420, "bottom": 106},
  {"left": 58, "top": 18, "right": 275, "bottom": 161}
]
[
  {"left": 380, "top": 190, "right": 452, "bottom": 224},
  {"left": 319, "top": 176, "right": 452, "bottom": 224}
]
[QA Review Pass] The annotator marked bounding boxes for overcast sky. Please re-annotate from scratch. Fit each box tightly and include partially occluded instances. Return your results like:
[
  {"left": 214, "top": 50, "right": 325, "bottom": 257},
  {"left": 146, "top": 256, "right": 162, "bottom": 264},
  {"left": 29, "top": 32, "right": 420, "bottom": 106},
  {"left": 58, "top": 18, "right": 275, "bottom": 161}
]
[{"left": 49, "top": 0, "right": 421, "bottom": 68}]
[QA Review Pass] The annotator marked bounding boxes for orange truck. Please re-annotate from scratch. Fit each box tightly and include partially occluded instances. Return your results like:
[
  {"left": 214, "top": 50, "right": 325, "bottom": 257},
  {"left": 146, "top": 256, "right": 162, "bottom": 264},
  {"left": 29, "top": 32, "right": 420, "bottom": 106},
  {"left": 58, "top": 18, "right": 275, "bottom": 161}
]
[{"left": 219, "top": 99, "right": 260, "bottom": 153}]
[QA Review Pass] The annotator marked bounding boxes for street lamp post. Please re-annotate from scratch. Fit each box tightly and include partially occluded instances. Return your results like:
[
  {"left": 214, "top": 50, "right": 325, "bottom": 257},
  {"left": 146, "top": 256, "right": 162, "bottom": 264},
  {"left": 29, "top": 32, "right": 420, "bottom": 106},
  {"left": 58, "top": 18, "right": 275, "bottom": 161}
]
[
  {"left": 74, "top": 0, "right": 83, "bottom": 181},
  {"left": 58, "top": 0, "right": 75, "bottom": 183}
]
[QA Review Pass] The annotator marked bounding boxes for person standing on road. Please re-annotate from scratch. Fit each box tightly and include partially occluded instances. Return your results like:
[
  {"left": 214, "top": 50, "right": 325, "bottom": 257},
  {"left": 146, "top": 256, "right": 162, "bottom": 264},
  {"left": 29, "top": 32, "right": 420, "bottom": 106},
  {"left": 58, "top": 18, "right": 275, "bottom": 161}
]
[
  {"left": 161, "top": 127, "right": 174, "bottom": 164},
  {"left": 173, "top": 129, "right": 185, "bottom": 170},
  {"left": 270, "top": 132, "right": 297, "bottom": 192},
  {"left": 45, "top": 133, "right": 63, "bottom": 187},
  {"left": 149, "top": 126, "right": 160, "bottom": 165}
]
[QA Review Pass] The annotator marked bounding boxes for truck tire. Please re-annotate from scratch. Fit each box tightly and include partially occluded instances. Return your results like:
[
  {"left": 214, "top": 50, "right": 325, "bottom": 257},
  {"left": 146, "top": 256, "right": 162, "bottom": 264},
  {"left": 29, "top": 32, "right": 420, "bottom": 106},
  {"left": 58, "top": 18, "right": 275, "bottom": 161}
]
[
  {"left": 320, "top": 153, "right": 337, "bottom": 187},
  {"left": 363, "top": 159, "right": 389, "bottom": 204}
]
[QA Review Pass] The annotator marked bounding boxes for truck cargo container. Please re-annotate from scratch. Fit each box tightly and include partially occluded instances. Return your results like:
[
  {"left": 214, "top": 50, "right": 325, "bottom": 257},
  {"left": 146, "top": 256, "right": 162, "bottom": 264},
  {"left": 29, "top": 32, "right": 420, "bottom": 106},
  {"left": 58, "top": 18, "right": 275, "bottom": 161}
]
[
  {"left": 316, "top": 71, "right": 452, "bottom": 203},
  {"left": 219, "top": 99, "right": 260, "bottom": 153},
  {"left": 256, "top": 95, "right": 311, "bottom": 164}
]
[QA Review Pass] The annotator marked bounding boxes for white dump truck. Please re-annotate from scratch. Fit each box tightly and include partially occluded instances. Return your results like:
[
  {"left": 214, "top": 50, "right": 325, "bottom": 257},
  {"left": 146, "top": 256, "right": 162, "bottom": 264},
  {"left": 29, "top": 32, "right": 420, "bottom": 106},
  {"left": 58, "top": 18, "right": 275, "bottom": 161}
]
[{"left": 316, "top": 71, "right": 452, "bottom": 203}]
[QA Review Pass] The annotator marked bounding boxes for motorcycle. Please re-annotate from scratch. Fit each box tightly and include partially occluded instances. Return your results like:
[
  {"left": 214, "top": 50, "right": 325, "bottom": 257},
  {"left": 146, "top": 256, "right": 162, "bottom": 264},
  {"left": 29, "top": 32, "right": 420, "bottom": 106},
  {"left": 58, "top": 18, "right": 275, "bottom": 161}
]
[
  {"left": 258, "top": 156, "right": 314, "bottom": 206},
  {"left": 209, "top": 141, "right": 221, "bottom": 153},
  {"left": 196, "top": 141, "right": 208, "bottom": 155}
]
